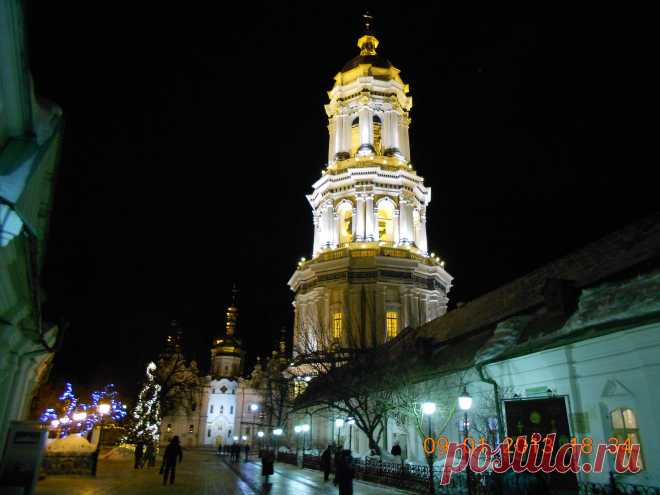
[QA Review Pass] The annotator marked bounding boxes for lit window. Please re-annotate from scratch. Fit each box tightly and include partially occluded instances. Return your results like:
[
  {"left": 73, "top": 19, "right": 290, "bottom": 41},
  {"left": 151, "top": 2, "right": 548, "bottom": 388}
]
[
  {"left": 610, "top": 408, "right": 644, "bottom": 470},
  {"left": 333, "top": 312, "right": 343, "bottom": 340},
  {"left": 386, "top": 311, "right": 399, "bottom": 339},
  {"left": 189, "top": 424, "right": 194, "bottom": 433}
]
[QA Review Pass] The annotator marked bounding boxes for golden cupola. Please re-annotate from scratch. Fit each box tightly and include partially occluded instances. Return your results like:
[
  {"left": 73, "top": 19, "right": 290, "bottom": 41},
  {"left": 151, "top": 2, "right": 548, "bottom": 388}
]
[{"left": 211, "top": 285, "right": 244, "bottom": 377}]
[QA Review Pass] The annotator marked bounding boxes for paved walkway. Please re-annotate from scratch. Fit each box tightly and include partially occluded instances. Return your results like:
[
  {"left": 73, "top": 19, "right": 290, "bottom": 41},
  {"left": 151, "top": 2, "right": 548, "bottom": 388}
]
[{"left": 34, "top": 449, "right": 417, "bottom": 494}]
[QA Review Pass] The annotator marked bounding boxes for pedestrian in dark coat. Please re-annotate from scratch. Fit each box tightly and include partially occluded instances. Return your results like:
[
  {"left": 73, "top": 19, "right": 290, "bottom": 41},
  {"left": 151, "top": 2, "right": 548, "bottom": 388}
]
[
  {"left": 134, "top": 441, "right": 144, "bottom": 469},
  {"left": 320, "top": 445, "right": 333, "bottom": 481},
  {"left": 162, "top": 436, "right": 183, "bottom": 485},
  {"left": 391, "top": 442, "right": 402, "bottom": 457},
  {"left": 261, "top": 448, "right": 275, "bottom": 485},
  {"left": 244, "top": 443, "right": 250, "bottom": 462},
  {"left": 333, "top": 445, "right": 343, "bottom": 485},
  {"left": 335, "top": 450, "right": 354, "bottom": 495},
  {"left": 144, "top": 442, "right": 156, "bottom": 467}
]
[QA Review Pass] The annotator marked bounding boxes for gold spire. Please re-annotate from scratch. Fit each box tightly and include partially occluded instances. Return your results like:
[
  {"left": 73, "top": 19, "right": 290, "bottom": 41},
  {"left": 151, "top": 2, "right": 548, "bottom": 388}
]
[
  {"left": 225, "top": 284, "right": 238, "bottom": 336},
  {"left": 357, "top": 11, "right": 379, "bottom": 56}
]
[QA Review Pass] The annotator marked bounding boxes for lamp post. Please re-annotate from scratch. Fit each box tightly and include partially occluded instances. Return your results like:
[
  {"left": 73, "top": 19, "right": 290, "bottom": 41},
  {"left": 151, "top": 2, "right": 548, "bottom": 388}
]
[
  {"left": 458, "top": 387, "right": 473, "bottom": 495},
  {"left": 335, "top": 418, "right": 344, "bottom": 447},
  {"left": 273, "top": 428, "right": 283, "bottom": 460},
  {"left": 301, "top": 424, "right": 310, "bottom": 456},
  {"left": 97, "top": 403, "right": 111, "bottom": 446},
  {"left": 249, "top": 404, "right": 259, "bottom": 446},
  {"left": 346, "top": 418, "right": 355, "bottom": 450},
  {"left": 422, "top": 402, "right": 436, "bottom": 495},
  {"left": 294, "top": 425, "right": 302, "bottom": 457}
]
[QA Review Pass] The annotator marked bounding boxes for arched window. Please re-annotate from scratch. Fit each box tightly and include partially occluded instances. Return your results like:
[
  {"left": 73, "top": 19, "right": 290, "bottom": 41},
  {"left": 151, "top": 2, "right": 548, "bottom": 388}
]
[
  {"left": 377, "top": 200, "right": 395, "bottom": 243},
  {"left": 351, "top": 116, "right": 360, "bottom": 156},
  {"left": 373, "top": 114, "right": 382, "bottom": 154},
  {"left": 220, "top": 405, "right": 224, "bottom": 414},
  {"left": 210, "top": 405, "right": 214, "bottom": 414},
  {"left": 337, "top": 202, "right": 353, "bottom": 245},
  {"left": 332, "top": 312, "right": 343, "bottom": 340},
  {"left": 610, "top": 408, "right": 644, "bottom": 470},
  {"left": 386, "top": 311, "right": 399, "bottom": 339}
]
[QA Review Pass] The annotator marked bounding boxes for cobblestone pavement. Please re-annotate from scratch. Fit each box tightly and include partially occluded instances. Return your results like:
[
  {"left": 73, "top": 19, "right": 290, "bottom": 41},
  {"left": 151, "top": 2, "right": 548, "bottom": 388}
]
[{"left": 35, "top": 449, "right": 418, "bottom": 494}]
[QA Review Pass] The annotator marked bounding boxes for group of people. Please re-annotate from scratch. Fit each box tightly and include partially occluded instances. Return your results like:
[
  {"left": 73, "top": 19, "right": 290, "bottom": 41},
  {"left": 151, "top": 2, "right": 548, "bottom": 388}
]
[
  {"left": 321, "top": 444, "right": 355, "bottom": 495},
  {"left": 133, "top": 441, "right": 156, "bottom": 469},
  {"left": 133, "top": 436, "right": 183, "bottom": 486},
  {"left": 218, "top": 442, "right": 250, "bottom": 462}
]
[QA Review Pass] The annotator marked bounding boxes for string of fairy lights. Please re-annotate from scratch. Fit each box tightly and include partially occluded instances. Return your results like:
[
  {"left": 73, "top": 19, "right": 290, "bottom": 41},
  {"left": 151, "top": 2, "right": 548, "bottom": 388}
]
[{"left": 40, "top": 382, "right": 127, "bottom": 437}]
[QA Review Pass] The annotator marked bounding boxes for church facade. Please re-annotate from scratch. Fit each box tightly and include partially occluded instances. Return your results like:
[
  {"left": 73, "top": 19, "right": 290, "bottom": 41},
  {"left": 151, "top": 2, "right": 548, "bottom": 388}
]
[{"left": 159, "top": 291, "right": 264, "bottom": 449}]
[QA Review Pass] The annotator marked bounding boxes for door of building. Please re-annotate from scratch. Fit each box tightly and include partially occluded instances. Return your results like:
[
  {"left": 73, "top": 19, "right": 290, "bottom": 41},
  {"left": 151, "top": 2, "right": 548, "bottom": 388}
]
[{"left": 503, "top": 397, "right": 578, "bottom": 491}]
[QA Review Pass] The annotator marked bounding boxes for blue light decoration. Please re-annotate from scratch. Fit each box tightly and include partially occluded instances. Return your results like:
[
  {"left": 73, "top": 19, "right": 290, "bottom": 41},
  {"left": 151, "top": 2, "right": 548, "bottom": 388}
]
[{"left": 40, "top": 383, "right": 128, "bottom": 438}]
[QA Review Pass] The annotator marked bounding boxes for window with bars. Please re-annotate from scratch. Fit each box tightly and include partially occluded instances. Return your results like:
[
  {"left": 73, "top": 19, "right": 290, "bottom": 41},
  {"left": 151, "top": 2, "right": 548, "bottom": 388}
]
[
  {"left": 332, "top": 312, "right": 343, "bottom": 340},
  {"left": 610, "top": 408, "right": 644, "bottom": 470},
  {"left": 386, "top": 311, "right": 399, "bottom": 339}
]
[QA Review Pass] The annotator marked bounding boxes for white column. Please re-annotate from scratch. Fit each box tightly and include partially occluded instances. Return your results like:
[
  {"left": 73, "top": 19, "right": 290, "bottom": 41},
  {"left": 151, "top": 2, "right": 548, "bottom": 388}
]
[
  {"left": 400, "top": 116, "right": 410, "bottom": 162},
  {"left": 328, "top": 119, "right": 336, "bottom": 164},
  {"left": 399, "top": 200, "right": 413, "bottom": 245},
  {"left": 343, "top": 114, "right": 352, "bottom": 157},
  {"left": 357, "top": 106, "right": 374, "bottom": 156},
  {"left": 356, "top": 195, "right": 366, "bottom": 241},
  {"left": 323, "top": 204, "right": 334, "bottom": 248},
  {"left": 351, "top": 207, "right": 357, "bottom": 241},
  {"left": 334, "top": 113, "right": 350, "bottom": 160},
  {"left": 389, "top": 111, "right": 401, "bottom": 155},
  {"left": 418, "top": 210, "right": 428, "bottom": 254},
  {"left": 365, "top": 195, "right": 375, "bottom": 241},
  {"left": 312, "top": 212, "right": 321, "bottom": 254},
  {"left": 393, "top": 208, "right": 400, "bottom": 245},
  {"left": 333, "top": 211, "right": 339, "bottom": 248},
  {"left": 382, "top": 111, "right": 391, "bottom": 150}
]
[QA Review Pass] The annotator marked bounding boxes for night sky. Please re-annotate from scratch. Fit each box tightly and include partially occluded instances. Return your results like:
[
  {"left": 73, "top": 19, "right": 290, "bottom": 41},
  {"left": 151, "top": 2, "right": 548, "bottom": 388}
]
[{"left": 24, "top": 4, "right": 653, "bottom": 400}]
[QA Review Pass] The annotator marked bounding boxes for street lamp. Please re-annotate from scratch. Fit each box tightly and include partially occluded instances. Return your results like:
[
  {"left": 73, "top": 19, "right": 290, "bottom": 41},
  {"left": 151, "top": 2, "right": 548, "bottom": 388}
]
[
  {"left": 294, "top": 425, "right": 302, "bottom": 456},
  {"left": 422, "top": 402, "right": 436, "bottom": 495},
  {"left": 458, "top": 386, "right": 473, "bottom": 495},
  {"left": 250, "top": 404, "right": 259, "bottom": 412},
  {"left": 273, "top": 428, "right": 283, "bottom": 459},
  {"left": 233, "top": 436, "right": 239, "bottom": 441},
  {"left": 257, "top": 430, "right": 264, "bottom": 449},
  {"left": 301, "top": 424, "right": 310, "bottom": 455},
  {"left": 346, "top": 418, "right": 355, "bottom": 450},
  {"left": 97, "top": 403, "right": 111, "bottom": 446},
  {"left": 241, "top": 435, "right": 247, "bottom": 441},
  {"left": 335, "top": 418, "right": 344, "bottom": 446}
]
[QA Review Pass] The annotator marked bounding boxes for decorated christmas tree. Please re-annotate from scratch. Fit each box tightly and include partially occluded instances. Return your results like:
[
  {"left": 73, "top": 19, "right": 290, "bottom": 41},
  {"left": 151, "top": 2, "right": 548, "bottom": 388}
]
[{"left": 126, "top": 362, "right": 162, "bottom": 444}]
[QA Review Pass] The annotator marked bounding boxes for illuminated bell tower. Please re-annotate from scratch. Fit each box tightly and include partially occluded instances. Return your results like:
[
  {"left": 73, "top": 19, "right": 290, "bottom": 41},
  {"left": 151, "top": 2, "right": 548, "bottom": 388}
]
[
  {"left": 288, "top": 15, "right": 453, "bottom": 355},
  {"left": 211, "top": 285, "right": 244, "bottom": 377}
]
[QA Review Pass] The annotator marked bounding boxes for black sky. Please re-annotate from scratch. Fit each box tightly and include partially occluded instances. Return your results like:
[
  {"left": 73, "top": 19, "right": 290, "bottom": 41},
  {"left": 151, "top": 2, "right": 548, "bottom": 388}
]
[{"left": 24, "top": 4, "right": 654, "bottom": 400}]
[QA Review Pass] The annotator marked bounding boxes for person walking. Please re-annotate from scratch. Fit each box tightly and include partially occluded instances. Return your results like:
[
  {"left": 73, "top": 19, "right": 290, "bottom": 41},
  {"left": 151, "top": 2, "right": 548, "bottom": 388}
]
[
  {"left": 134, "top": 441, "right": 144, "bottom": 469},
  {"left": 333, "top": 445, "right": 343, "bottom": 486},
  {"left": 244, "top": 443, "right": 250, "bottom": 462},
  {"left": 144, "top": 442, "right": 156, "bottom": 467},
  {"left": 320, "top": 445, "right": 333, "bottom": 482},
  {"left": 335, "top": 450, "right": 355, "bottom": 495},
  {"left": 391, "top": 442, "right": 402, "bottom": 457},
  {"left": 162, "top": 436, "right": 183, "bottom": 485},
  {"left": 261, "top": 448, "right": 275, "bottom": 486}
]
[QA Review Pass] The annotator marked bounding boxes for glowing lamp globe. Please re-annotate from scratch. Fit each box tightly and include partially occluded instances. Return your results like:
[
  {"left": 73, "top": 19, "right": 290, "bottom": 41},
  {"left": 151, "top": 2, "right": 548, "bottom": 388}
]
[
  {"left": 335, "top": 418, "right": 345, "bottom": 428},
  {"left": 301, "top": 424, "right": 310, "bottom": 433},
  {"left": 73, "top": 411, "right": 87, "bottom": 422},
  {"left": 249, "top": 404, "right": 259, "bottom": 412},
  {"left": 98, "top": 403, "right": 111, "bottom": 415},
  {"left": 233, "top": 436, "right": 239, "bottom": 441},
  {"left": 273, "top": 428, "right": 283, "bottom": 436},
  {"left": 347, "top": 418, "right": 356, "bottom": 426},
  {"left": 241, "top": 435, "right": 247, "bottom": 441},
  {"left": 458, "top": 388, "right": 473, "bottom": 411},
  {"left": 421, "top": 402, "right": 436, "bottom": 416},
  {"left": 294, "top": 425, "right": 302, "bottom": 434},
  {"left": 257, "top": 431, "right": 264, "bottom": 438}
]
